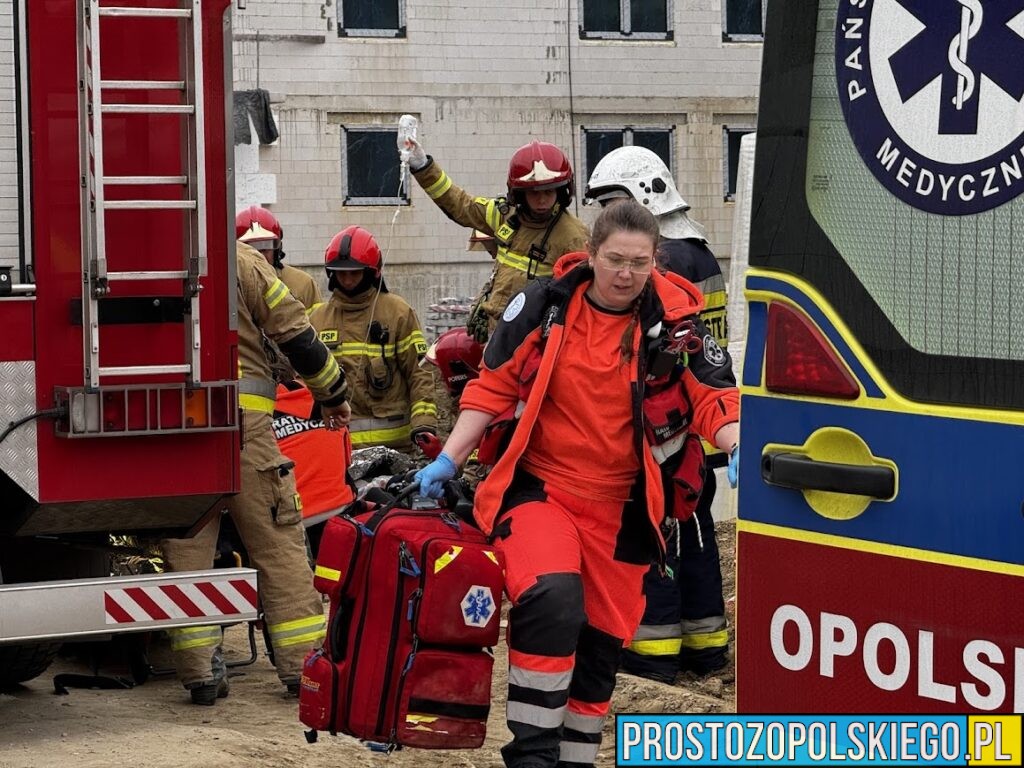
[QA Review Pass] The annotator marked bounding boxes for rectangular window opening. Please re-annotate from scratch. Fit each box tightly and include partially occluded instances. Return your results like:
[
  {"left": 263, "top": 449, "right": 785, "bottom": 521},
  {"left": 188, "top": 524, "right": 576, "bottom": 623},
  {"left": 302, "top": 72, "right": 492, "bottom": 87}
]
[
  {"left": 723, "top": 0, "right": 765, "bottom": 41},
  {"left": 341, "top": 127, "right": 409, "bottom": 206},
  {"left": 579, "top": 0, "right": 672, "bottom": 41},
  {"left": 723, "top": 125, "right": 755, "bottom": 201},
  {"left": 339, "top": 0, "right": 406, "bottom": 38}
]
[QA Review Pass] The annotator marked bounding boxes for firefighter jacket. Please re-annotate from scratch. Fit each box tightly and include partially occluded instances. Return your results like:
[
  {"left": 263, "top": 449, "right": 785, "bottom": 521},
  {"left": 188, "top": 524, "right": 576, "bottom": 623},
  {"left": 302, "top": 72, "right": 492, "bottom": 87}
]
[
  {"left": 658, "top": 237, "right": 730, "bottom": 467},
  {"left": 277, "top": 263, "right": 322, "bottom": 310},
  {"left": 459, "top": 253, "right": 739, "bottom": 563},
  {"left": 308, "top": 286, "right": 436, "bottom": 449},
  {"left": 237, "top": 242, "right": 347, "bottom": 415},
  {"left": 411, "top": 158, "right": 589, "bottom": 332}
]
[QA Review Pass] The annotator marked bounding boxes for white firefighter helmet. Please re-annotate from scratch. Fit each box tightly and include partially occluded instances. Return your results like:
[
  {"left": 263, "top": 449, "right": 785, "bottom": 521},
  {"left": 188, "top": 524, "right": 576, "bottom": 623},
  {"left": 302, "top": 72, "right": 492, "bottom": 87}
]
[{"left": 584, "top": 146, "right": 690, "bottom": 217}]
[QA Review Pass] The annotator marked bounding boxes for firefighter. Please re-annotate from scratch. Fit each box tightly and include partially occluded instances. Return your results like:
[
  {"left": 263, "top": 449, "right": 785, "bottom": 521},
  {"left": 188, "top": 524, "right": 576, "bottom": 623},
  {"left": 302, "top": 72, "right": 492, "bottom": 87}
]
[
  {"left": 424, "top": 327, "right": 483, "bottom": 403},
  {"left": 307, "top": 225, "right": 438, "bottom": 455},
  {"left": 414, "top": 201, "right": 740, "bottom": 768},
  {"left": 161, "top": 242, "right": 349, "bottom": 705},
  {"left": 585, "top": 145, "right": 731, "bottom": 678},
  {"left": 402, "top": 137, "right": 589, "bottom": 342},
  {"left": 236, "top": 205, "right": 322, "bottom": 309}
]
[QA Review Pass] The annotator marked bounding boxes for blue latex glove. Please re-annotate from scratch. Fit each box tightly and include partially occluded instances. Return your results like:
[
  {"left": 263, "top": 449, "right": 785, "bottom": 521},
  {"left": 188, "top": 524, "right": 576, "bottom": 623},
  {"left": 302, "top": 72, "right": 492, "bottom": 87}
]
[
  {"left": 414, "top": 451, "right": 457, "bottom": 499},
  {"left": 727, "top": 445, "right": 740, "bottom": 489}
]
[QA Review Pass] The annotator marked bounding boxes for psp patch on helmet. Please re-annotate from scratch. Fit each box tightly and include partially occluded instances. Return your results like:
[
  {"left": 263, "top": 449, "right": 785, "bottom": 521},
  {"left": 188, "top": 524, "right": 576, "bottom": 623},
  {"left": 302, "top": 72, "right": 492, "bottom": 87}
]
[
  {"left": 836, "top": 0, "right": 1024, "bottom": 216},
  {"left": 703, "top": 335, "right": 726, "bottom": 367},
  {"left": 502, "top": 292, "right": 526, "bottom": 323}
]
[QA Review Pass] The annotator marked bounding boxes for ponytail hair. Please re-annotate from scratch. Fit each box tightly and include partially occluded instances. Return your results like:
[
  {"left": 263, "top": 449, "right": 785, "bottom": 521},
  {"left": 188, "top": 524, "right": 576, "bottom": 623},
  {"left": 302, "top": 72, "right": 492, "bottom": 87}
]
[{"left": 619, "top": 280, "right": 652, "bottom": 365}]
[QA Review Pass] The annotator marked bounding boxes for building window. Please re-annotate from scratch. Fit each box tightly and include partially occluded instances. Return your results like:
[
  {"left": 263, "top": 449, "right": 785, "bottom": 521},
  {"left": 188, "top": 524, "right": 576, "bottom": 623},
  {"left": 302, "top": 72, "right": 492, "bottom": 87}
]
[
  {"left": 338, "top": 0, "right": 405, "bottom": 38},
  {"left": 723, "top": 126, "right": 755, "bottom": 200},
  {"left": 581, "top": 127, "right": 674, "bottom": 191},
  {"left": 723, "top": 0, "right": 764, "bottom": 41},
  {"left": 579, "top": 0, "right": 673, "bottom": 41},
  {"left": 341, "top": 127, "right": 409, "bottom": 206}
]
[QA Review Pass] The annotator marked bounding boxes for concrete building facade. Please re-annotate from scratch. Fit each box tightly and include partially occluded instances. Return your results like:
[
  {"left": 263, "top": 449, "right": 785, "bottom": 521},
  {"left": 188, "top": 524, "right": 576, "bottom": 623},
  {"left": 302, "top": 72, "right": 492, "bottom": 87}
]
[{"left": 231, "top": 0, "right": 763, "bottom": 328}]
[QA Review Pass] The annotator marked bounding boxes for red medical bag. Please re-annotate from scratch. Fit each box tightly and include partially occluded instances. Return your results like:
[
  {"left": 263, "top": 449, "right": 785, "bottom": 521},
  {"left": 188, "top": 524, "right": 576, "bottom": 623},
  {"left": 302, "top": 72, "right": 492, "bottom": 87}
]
[{"left": 300, "top": 493, "right": 505, "bottom": 750}]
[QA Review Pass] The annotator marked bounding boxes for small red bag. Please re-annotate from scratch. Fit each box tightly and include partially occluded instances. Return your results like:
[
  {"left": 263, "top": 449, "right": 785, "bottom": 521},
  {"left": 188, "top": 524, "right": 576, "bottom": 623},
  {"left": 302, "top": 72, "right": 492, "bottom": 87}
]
[{"left": 298, "top": 648, "right": 340, "bottom": 732}]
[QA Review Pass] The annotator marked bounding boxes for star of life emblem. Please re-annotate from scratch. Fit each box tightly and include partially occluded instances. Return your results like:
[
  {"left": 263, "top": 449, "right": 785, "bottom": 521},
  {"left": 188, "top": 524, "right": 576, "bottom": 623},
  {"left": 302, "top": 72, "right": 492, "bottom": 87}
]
[
  {"left": 836, "top": 0, "right": 1024, "bottom": 215},
  {"left": 461, "top": 585, "right": 496, "bottom": 627}
]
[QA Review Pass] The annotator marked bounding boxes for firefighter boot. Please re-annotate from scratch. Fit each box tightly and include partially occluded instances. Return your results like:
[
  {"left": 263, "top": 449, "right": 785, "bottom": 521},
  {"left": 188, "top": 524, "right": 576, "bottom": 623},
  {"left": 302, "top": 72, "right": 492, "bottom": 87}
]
[{"left": 187, "top": 647, "right": 229, "bottom": 705}]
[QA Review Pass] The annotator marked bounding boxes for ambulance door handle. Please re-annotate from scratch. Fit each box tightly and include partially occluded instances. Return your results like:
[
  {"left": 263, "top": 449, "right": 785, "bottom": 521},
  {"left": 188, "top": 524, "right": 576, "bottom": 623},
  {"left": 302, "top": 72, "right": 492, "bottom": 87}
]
[{"left": 761, "top": 452, "right": 896, "bottom": 500}]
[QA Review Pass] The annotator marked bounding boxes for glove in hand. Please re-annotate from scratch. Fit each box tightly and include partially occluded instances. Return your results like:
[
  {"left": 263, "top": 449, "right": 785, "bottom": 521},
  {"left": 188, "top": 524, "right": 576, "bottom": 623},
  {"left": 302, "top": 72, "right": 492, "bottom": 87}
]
[
  {"left": 466, "top": 305, "right": 490, "bottom": 344},
  {"left": 402, "top": 137, "right": 429, "bottom": 172},
  {"left": 727, "top": 445, "right": 739, "bottom": 489},
  {"left": 414, "top": 451, "right": 457, "bottom": 499},
  {"left": 412, "top": 429, "right": 442, "bottom": 460}
]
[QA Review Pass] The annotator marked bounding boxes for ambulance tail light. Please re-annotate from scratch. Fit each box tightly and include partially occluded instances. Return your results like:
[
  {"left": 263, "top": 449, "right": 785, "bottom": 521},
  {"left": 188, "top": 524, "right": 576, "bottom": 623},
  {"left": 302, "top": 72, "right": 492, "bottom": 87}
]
[{"left": 764, "top": 302, "right": 860, "bottom": 399}]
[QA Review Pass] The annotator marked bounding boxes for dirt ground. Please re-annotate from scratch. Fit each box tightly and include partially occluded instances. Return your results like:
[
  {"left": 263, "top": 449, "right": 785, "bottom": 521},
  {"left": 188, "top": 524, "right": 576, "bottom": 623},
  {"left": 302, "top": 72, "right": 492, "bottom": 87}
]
[{"left": 0, "top": 519, "right": 735, "bottom": 768}]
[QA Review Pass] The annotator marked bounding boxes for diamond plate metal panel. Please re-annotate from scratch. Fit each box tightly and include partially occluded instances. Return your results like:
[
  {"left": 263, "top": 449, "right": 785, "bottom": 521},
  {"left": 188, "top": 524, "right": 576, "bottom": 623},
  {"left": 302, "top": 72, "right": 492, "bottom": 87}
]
[{"left": 0, "top": 361, "right": 38, "bottom": 500}]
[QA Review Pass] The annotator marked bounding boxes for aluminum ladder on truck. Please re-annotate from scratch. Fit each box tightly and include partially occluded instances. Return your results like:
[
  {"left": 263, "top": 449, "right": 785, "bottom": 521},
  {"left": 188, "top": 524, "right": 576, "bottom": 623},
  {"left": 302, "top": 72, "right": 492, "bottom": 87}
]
[{"left": 76, "top": 0, "right": 207, "bottom": 391}]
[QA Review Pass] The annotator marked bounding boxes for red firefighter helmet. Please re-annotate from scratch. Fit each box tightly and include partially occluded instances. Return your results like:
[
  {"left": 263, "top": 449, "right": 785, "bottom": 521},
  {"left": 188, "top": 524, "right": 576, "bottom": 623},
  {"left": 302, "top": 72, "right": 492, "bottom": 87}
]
[
  {"left": 235, "top": 205, "right": 283, "bottom": 243},
  {"left": 425, "top": 328, "right": 483, "bottom": 398},
  {"left": 506, "top": 140, "right": 574, "bottom": 204},
  {"left": 324, "top": 225, "right": 382, "bottom": 279}
]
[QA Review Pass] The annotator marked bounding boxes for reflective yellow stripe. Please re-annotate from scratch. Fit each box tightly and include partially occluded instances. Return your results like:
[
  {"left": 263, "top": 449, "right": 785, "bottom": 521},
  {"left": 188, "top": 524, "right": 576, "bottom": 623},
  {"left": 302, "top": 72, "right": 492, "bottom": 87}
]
[
  {"left": 239, "top": 393, "right": 275, "bottom": 413},
  {"left": 351, "top": 424, "right": 412, "bottom": 445},
  {"left": 268, "top": 615, "right": 326, "bottom": 648},
  {"left": 496, "top": 247, "right": 553, "bottom": 277},
  {"left": 702, "top": 289, "right": 728, "bottom": 313},
  {"left": 314, "top": 564, "right": 341, "bottom": 582},
  {"left": 305, "top": 356, "right": 339, "bottom": 389},
  {"left": 273, "top": 629, "right": 327, "bottom": 648},
  {"left": 263, "top": 279, "right": 289, "bottom": 310},
  {"left": 269, "top": 615, "right": 324, "bottom": 633},
  {"left": 424, "top": 171, "right": 452, "bottom": 199},
  {"left": 679, "top": 629, "right": 730, "bottom": 650},
  {"left": 169, "top": 625, "right": 222, "bottom": 651},
  {"left": 411, "top": 401, "right": 437, "bottom": 417},
  {"left": 328, "top": 331, "right": 426, "bottom": 358},
  {"left": 481, "top": 198, "right": 501, "bottom": 231},
  {"left": 627, "top": 638, "right": 683, "bottom": 656}
]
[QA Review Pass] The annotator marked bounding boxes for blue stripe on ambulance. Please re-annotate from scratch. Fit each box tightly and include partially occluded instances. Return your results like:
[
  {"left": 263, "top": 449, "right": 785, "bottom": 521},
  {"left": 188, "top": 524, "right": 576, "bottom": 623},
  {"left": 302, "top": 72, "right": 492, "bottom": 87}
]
[{"left": 739, "top": 394, "right": 1024, "bottom": 566}]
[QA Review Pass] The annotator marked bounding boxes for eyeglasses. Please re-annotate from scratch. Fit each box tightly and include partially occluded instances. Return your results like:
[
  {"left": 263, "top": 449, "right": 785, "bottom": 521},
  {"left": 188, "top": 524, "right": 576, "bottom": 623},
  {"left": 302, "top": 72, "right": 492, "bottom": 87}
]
[{"left": 595, "top": 253, "right": 654, "bottom": 274}]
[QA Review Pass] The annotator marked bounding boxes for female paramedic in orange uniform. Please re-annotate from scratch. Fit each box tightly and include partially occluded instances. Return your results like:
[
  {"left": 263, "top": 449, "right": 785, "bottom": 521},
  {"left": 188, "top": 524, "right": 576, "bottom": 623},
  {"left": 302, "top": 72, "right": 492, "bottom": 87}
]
[{"left": 415, "top": 199, "right": 740, "bottom": 768}]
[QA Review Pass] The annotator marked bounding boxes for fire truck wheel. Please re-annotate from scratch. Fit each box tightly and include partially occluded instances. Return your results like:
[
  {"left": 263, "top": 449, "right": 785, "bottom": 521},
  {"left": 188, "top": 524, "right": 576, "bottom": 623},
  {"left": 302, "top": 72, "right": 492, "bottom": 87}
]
[{"left": 0, "top": 642, "right": 62, "bottom": 687}]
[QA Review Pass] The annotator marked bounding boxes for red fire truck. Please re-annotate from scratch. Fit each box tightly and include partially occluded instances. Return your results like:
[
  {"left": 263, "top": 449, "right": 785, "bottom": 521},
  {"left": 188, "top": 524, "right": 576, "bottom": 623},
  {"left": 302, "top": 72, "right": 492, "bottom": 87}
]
[{"left": 0, "top": 0, "right": 256, "bottom": 685}]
